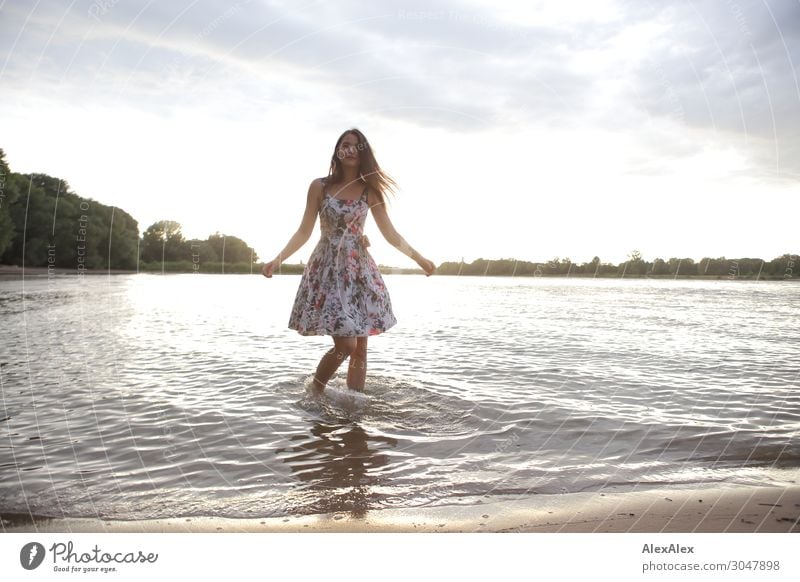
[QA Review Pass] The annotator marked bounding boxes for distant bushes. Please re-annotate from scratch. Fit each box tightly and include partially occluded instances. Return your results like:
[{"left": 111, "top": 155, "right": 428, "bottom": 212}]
[{"left": 435, "top": 254, "right": 798, "bottom": 280}]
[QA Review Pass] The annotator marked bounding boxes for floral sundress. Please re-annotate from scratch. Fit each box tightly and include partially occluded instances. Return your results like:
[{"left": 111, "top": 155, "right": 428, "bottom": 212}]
[{"left": 287, "top": 177, "right": 397, "bottom": 336}]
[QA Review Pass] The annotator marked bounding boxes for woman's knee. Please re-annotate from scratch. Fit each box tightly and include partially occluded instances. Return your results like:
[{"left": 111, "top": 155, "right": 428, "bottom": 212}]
[
  {"left": 353, "top": 337, "right": 368, "bottom": 359},
  {"left": 331, "top": 337, "right": 357, "bottom": 359}
]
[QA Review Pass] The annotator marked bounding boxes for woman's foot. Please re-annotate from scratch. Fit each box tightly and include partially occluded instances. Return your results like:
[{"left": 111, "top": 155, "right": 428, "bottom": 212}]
[{"left": 310, "top": 375, "right": 326, "bottom": 394}]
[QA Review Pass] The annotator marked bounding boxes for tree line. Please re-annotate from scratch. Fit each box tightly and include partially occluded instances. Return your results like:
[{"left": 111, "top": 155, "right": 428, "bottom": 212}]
[
  {"left": 139, "top": 220, "right": 258, "bottom": 272},
  {"left": 435, "top": 251, "right": 797, "bottom": 280},
  {"left": 0, "top": 148, "right": 258, "bottom": 272},
  {"left": 1, "top": 149, "right": 795, "bottom": 278}
]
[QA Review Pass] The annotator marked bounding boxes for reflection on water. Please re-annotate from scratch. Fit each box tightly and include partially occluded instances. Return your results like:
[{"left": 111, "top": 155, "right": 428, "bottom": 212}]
[
  {"left": 0, "top": 274, "right": 798, "bottom": 520},
  {"left": 277, "top": 417, "right": 397, "bottom": 517}
]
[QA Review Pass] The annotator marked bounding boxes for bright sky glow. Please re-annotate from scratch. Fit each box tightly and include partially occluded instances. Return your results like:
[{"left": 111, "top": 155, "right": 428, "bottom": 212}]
[{"left": 1, "top": 0, "right": 798, "bottom": 267}]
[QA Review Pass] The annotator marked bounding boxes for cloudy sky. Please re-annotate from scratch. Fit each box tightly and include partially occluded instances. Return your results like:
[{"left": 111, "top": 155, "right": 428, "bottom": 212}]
[{"left": 1, "top": 0, "right": 798, "bottom": 267}]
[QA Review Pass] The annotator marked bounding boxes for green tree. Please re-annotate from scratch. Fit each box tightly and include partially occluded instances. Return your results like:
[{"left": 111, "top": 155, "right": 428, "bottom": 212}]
[
  {"left": 107, "top": 207, "right": 140, "bottom": 270},
  {"left": 666, "top": 257, "right": 696, "bottom": 276},
  {"left": 766, "top": 254, "right": 796, "bottom": 278},
  {"left": 0, "top": 149, "right": 23, "bottom": 258},
  {"left": 1, "top": 174, "right": 56, "bottom": 266},
  {"left": 141, "top": 220, "right": 186, "bottom": 263},
  {"left": 206, "top": 232, "right": 258, "bottom": 265},
  {"left": 586, "top": 256, "right": 601, "bottom": 275},
  {"left": 627, "top": 249, "right": 647, "bottom": 275},
  {"left": 0, "top": 164, "right": 139, "bottom": 270},
  {"left": 186, "top": 238, "right": 219, "bottom": 263},
  {"left": 651, "top": 258, "right": 669, "bottom": 275}
]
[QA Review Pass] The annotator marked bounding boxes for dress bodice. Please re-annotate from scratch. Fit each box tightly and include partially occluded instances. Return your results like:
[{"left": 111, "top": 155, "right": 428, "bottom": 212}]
[{"left": 319, "top": 177, "right": 369, "bottom": 244}]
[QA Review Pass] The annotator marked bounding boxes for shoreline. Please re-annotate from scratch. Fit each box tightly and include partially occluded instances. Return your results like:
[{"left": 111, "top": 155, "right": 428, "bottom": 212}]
[
  {"left": 3, "top": 485, "right": 798, "bottom": 533},
  {"left": 0, "top": 265, "right": 138, "bottom": 276},
  {"left": 0, "top": 265, "right": 795, "bottom": 280}
]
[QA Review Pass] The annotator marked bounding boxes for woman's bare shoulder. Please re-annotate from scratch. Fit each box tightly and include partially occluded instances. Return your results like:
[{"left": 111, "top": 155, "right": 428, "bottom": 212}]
[
  {"left": 366, "top": 186, "right": 386, "bottom": 209},
  {"left": 306, "top": 178, "right": 326, "bottom": 206},
  {"left": 311, "top": 177, "right": 331, "bottom": 191}
]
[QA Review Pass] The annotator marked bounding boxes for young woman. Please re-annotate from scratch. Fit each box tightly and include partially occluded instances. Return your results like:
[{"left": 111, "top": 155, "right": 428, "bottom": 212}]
[{"left": 262, "top": 128, "right": 436, "bottom": 392}]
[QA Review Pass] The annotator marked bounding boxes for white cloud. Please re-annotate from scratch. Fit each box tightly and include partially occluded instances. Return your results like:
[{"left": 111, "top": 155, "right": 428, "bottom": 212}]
[{"left": 0, "top": 0, "right": 797, "bottom": 267}]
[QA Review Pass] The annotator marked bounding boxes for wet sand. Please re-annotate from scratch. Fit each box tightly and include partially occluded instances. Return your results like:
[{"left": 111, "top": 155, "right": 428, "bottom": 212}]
[{"left": 3, "top": 485, "right": 798, "bottom": 533}]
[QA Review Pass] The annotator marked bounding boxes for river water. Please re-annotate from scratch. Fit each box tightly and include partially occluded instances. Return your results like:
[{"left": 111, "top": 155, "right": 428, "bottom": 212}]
[{"left": 1, "top": 274, "right": 797, "bottom": 520}]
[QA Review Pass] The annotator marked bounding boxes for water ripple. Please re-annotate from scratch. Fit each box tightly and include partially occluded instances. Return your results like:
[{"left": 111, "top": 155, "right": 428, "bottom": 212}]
[{"left": 1, "top": 275, "right": 798, "bottom": 518}]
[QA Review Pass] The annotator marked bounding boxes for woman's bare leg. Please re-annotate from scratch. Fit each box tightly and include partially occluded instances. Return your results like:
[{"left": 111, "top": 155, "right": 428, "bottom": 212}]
[
  {"left": 347, "top": 336, "right": 368, "bottom": 391},
  {"left": 312, "top": 336, "right": 356, "bottom": 392}
]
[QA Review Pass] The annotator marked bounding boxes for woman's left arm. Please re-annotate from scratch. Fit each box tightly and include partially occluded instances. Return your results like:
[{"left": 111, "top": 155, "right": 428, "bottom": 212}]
[{"left": 370, "top": 197, "right": 436, "bottom": 276}]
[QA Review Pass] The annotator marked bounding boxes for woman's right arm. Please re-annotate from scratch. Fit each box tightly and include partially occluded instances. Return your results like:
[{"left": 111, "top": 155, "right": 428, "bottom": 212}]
[{"left": 262, "top": 179, "right": 322, "bottom": 277}]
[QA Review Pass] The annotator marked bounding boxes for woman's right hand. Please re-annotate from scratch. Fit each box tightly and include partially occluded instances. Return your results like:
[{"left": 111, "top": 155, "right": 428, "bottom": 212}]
[{"left": 261, "top": 258, "right": 281, "bottom": 278}]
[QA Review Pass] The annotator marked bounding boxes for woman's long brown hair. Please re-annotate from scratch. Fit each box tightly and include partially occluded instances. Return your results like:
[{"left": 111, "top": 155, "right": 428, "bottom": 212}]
[{"left": 326, "top": 128, "right": 397, "bottom": 205}]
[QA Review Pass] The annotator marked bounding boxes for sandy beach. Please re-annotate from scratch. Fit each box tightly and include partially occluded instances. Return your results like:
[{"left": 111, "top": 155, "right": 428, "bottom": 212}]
[{"left": 3, "top": 485, "right": 798, "bottom": 534}]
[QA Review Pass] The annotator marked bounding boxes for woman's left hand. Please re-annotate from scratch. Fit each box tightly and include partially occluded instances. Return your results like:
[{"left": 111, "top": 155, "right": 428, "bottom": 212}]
[{"left": 416, "top": 257, "right": 436, "bottom": 277}]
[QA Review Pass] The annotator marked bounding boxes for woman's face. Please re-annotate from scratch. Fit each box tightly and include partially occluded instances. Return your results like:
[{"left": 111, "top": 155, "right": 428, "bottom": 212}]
[{"left": 336, "top": 133, "right": 363, "bottom": 167}]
